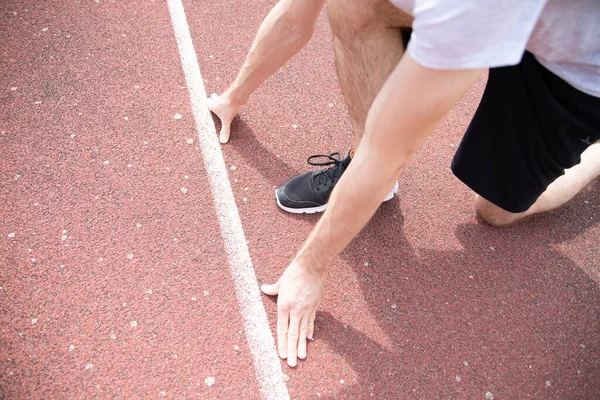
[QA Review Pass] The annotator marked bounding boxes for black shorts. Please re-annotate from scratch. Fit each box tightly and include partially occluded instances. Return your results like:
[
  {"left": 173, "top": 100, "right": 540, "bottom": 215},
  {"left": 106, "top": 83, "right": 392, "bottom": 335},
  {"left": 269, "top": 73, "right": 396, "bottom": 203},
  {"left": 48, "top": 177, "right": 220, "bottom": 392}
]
[{"left": 451, "top": 52, "right": 600, "bottom": 213}]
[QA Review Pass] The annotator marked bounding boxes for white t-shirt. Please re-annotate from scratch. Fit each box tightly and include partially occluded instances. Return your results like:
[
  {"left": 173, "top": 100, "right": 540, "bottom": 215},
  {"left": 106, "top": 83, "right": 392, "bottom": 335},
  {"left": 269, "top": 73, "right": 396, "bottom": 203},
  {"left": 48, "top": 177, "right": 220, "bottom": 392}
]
[{"left": 390, "top": 0, "right": 600, "bottom": 97}]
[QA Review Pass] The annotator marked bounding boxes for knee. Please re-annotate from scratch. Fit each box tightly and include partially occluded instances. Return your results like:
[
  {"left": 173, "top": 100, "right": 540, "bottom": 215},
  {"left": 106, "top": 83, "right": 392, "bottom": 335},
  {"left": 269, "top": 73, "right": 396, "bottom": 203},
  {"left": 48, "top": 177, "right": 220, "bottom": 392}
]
[
  {"left": 327, "top": 0, "right": 377, "bottom": 32},
  {"left": 475, "top": 195, "right": 522, "bottom": 227},
  {"left": 327, "top": 0, "right": 405, "bottom": 36}
]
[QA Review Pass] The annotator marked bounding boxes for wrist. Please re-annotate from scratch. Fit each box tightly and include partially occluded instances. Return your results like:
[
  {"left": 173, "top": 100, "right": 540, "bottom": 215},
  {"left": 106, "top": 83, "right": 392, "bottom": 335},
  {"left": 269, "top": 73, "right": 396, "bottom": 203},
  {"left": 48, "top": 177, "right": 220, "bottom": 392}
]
[
  {"left": 223, "top": 86, "right": 249, "bottom": 108},
  {"left": 293, "top": 247, "right": 332, "bottom": 277}
]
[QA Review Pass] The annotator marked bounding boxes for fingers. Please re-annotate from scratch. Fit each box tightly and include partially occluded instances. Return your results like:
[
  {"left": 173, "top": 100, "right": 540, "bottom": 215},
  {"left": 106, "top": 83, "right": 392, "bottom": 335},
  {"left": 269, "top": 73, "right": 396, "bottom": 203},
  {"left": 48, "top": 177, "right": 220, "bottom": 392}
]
[
  {"left": 275, "top": 306, "right": 312, "bottom": 367},
  {"left": 276, "top": 307, "right": 289, "bottom": 360},
  {"left": 297, "top": 315, "right": 310, "bottom": 360},
  {"left": 260, "top": 280, "right": 280, "bottom": 296},
  {"left": 265, "top": 263, "right": 324, "bottom": 368},
  {"left": 299, "top": 308, "right": 317, "bottom": 360},
  {"left": 206, "top": 93, "right": 232, "bottom": 144},
  {"left": 264, "top": 280, "right": 287, "bottom": 360},
  {"left": 286, "top": 315, "right": 301, "bottom": 367},
  {"left": 307, "top": 309, "right": 317, "bottom": 341},
  {"left": 219, "top": 123, "right": 231, "bottom": 144}
]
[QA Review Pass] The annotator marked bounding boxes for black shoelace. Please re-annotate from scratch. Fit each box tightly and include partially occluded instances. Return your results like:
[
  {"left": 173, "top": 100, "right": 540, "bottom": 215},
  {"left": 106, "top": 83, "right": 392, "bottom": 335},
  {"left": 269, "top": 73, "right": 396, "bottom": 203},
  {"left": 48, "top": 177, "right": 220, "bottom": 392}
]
[{"left": 307, "top": 152, "right": 346, "bottom": 188}]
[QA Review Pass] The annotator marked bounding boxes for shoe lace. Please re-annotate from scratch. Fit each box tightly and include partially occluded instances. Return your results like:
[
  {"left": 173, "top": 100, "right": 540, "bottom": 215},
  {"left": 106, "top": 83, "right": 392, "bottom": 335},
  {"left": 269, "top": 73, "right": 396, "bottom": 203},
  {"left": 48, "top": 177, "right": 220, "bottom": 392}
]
[{"left": 307, "top": 152, "right": 345, "bottom": 188}]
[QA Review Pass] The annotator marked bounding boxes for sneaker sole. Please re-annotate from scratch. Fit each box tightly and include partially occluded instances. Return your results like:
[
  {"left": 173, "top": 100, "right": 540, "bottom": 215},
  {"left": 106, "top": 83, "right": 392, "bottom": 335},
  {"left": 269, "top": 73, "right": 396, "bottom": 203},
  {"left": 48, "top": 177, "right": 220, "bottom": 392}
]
[{"left": 275, "top": 181, "right": 399, "bottom": 214}]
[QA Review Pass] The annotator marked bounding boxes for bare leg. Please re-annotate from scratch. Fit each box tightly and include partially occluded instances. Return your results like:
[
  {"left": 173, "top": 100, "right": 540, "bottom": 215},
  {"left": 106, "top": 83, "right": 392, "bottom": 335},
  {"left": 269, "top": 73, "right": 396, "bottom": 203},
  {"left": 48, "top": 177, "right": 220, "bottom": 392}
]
[
  {"left": 476, "top": 142, "right": 600, "bottom": 227},
  {"left": 326, "top": 0, "right": 412, "bottom": 147},
  {"left": 207, "top": 0, "right": 325, "bottom": 143}
]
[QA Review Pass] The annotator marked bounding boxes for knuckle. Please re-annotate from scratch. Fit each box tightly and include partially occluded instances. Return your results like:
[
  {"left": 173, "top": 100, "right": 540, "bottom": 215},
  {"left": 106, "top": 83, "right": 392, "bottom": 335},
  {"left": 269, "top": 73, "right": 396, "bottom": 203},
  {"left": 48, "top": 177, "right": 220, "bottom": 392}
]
[
  {"left": 278, "top": 304, "right": 290, "bottom": 313},
  {"left": 291, "top": 307, "right": 310, "bottom": 317},
  {"left": 289, "top": 308, "right": 304, "bottom": 317}
]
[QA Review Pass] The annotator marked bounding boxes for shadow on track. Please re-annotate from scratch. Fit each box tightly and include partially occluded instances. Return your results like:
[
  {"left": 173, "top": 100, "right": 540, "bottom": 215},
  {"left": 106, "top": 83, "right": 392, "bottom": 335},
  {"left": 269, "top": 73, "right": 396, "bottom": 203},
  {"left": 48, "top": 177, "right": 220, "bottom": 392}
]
[
  {"left": 212, "top": 115, "right": 302, "bottom": 188},
  {"left": 316, "top": 180, "right": 600, "bottom": 399},
  {"left": 219, "top": 117, "right": 599, "bottom": 397}
]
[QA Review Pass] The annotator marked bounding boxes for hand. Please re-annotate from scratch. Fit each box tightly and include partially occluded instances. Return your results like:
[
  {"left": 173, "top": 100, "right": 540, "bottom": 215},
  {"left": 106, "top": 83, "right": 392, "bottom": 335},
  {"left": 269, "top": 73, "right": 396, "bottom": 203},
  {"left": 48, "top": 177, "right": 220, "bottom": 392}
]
[
  {"left": 261, "top": 261, "right": 324, "bottom": 367},
  {"left": 206, "top": 93, "right": 241, "bottom": 144}
]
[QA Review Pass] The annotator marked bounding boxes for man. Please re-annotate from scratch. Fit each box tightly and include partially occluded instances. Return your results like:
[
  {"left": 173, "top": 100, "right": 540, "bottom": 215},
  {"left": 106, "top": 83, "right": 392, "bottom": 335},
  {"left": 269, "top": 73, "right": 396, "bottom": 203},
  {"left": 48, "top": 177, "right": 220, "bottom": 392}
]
[{"left": 208, "top": 0, "right": 600, "bottom": 367}]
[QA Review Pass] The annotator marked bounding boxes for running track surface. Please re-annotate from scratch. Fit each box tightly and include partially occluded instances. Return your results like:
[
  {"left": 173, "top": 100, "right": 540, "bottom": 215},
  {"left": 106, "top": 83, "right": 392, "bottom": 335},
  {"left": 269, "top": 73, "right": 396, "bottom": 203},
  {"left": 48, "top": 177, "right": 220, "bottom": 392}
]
[{"left": 1, "top": 1, "right": 599, "bottom": 399}]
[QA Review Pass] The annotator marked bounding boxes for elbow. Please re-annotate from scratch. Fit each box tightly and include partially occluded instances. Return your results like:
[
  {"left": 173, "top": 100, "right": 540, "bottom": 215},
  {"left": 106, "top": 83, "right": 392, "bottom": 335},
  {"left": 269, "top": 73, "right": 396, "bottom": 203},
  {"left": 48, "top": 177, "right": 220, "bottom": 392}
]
[
  {"left": 283, "top": 18, "right": 315, "bottom": 44},
  {"left": 296, "top": 22, "right": 316, "bottom": 43},
  {"left": 277, "top": 3, "right": 317, "bottom": 44}
]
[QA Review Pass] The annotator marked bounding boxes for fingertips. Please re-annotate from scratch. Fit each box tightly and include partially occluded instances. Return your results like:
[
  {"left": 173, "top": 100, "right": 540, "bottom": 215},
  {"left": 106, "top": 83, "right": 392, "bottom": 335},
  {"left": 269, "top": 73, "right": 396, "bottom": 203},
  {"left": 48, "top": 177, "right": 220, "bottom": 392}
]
[
  {"left": 219, "top": 125, "right": 230, "bottom": 144},
  {"left": 260, "top": 282, "right": 280, "bottom": 296},
  {"left": 287, "top": 357, "right": 297, "bottom": 368},
  {"left": 286, "top": 342, "right": 297, "bottom": 367},
  {"left": 297, "top": 335, "right": 307, "bottom": 360},
  {"left": 278, "top": 347, "right": 287, "bottom": 360}
]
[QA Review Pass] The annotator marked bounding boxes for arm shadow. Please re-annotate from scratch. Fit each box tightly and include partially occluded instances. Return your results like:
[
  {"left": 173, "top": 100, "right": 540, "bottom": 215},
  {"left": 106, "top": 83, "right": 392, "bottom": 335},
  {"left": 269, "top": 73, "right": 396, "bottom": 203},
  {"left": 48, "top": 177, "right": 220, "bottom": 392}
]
[{"left": 318, "top": 181, "right": 600, "bottom": 398}]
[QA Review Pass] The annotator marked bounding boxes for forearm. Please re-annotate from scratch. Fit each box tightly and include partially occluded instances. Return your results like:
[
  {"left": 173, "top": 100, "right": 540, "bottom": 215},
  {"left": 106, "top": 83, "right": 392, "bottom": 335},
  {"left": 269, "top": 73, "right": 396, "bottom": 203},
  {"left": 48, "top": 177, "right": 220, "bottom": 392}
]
[
  {"left": 293, "top": 111, "right": 416, "bottom": 273},
  {"left": 294, "top": 54, "right": 481, "bottom": 274},
  {"left": 294, "top": 153, "right": 402, "bottom": 272},
  {"left": 225, "top": 0, "right": 324, "bottom": 106}
]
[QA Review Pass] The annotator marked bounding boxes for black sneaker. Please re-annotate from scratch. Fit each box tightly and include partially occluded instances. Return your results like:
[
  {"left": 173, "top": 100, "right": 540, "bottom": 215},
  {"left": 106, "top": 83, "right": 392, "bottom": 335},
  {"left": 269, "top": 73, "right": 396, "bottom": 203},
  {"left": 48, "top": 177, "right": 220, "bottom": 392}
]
[{"left": 275, "top": 151, "right": 398, "bottom": 214}]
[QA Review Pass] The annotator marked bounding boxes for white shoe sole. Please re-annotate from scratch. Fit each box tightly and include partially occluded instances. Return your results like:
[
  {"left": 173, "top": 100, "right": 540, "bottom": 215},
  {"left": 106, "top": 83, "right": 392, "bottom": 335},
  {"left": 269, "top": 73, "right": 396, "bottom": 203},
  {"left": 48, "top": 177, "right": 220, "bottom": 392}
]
[{"left": 276, "top": 181, "right": 399, "bottom": 214}]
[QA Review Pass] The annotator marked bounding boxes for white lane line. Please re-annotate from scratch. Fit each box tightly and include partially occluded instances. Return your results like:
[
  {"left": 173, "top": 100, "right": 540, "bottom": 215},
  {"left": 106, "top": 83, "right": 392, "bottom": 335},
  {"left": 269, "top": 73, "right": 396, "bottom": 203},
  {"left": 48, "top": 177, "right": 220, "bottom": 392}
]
[{"left": 166, "top": 1, "right": 290, "bottom": 399}]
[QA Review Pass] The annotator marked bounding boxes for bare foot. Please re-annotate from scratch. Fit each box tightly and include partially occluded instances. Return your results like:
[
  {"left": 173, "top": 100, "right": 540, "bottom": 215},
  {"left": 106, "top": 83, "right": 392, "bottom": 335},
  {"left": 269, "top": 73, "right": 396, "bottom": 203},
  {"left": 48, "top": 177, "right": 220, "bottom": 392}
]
[{"left": 206, "top": 93, "right": 241, "bottom": 144}]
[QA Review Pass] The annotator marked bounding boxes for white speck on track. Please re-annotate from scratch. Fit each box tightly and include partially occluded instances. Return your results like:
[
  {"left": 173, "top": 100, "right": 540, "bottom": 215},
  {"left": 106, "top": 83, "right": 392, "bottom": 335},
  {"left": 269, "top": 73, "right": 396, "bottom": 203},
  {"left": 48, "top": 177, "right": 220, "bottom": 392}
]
[
  {"left": 167, "top": 1, "right": 289, "bottom": 399},
  {"left": 205, "top": 376, "right": 216, "bottom": 387}
]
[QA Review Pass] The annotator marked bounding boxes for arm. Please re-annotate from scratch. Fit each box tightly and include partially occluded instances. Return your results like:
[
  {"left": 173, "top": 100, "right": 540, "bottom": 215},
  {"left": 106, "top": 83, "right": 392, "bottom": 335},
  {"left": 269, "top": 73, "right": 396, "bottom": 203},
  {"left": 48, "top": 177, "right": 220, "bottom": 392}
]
[
  {"left": 297, "top": 54, "right": 481, "bottom": 269},
  {"left": 207, "top": 0, "right": 325, "bottom": 143},
  {"left": 262, "top": 52, "right": 482, "bottom": 366}
]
